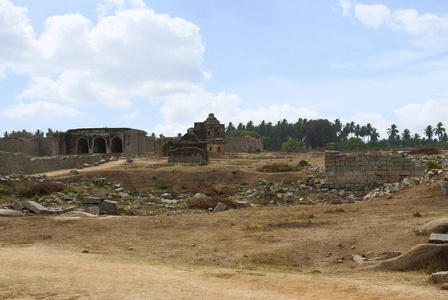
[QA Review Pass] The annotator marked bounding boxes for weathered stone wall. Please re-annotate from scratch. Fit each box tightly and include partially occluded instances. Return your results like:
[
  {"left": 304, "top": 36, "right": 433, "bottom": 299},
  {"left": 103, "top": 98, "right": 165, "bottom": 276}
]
[
  {"left": 139, "top": 136, "right": 155, "bottom": 155},
  {"left": 155, "top": 138, "right": 180, "bottom": 157},
  {"left": 226, "top": 136, "right": 264, "bottom": 153},
  {"left": 324, "top": 151, "right": 426, "bottom": 189},
  {"left": 0, "top": 151, "right": 103, "bottom": 175},
  {"left": 0, "top": 138, "right": 40, "bottom": 156}
]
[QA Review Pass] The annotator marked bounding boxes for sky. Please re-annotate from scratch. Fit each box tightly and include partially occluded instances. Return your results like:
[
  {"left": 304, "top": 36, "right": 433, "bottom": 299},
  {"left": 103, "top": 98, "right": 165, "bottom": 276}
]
[{"left": 1, "top": 0, "right": 448, "bottom": 138}]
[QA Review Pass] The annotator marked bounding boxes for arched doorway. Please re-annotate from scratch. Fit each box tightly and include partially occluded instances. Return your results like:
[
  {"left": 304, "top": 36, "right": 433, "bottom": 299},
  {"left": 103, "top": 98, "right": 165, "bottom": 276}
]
[
  {"left": 77, "top": 137, "right": 89, "bottom": 154},
  {"left": 111, "top": 137, "right": 123, "bottom": 153},
  {"left": 93, "top": 137, "right": 107, "bottom": 153},
  {"left": 163, "top": 142, "right": 173, "bottom": 157}
]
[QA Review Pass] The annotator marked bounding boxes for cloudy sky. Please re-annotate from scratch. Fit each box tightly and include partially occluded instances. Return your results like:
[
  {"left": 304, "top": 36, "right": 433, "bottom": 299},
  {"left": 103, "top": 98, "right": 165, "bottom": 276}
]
[{"left": 1, "top": 0, "right": 448, "bottom": 138}]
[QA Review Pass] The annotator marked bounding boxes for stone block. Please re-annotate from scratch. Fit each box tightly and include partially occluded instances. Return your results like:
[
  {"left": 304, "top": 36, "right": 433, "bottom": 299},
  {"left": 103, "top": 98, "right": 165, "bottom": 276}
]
[
  {"left": 236, "top": 201, "right": 250, "bottom": 209},
  {"left": 101, "top": 200, "right": 118, "bottom": 214},
  {"left": 0, "top": 208, "right": 24, "bottom": 217},
  {"left": 429, "top": 233, "right": 448, "bottom": 244},
  {"left": 84, "top": 196, "right": 101, "bottom": 204},
  {"left": 85, "top": 206, "right": 100, "bottom": 215},
  {"left": 284, "top": 193, "right": 295, "bottom": 202},
  {"left": 432, "top": 271, "right": 448, "bottom": 284},
  {"left": 10, "top": 199, "right": 23, "bottom": 211},
  {"left": 213, "top": 202, "right": 226, "bottom": 213},
  {"left": 23, "top": 201, "right": 49, "bottom": 214}
]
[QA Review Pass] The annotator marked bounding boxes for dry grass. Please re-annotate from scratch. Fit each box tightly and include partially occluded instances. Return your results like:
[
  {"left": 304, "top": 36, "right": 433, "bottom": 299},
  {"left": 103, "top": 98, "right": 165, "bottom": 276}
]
[
  {"left": 408, "top": 147, "right": 441, "bottom": 155},
  {"left": 188, "top": 195, "right": 236, "bottom": 210},
  {"left": 16, "top": 182, "right": 65, "bottom": 198}
]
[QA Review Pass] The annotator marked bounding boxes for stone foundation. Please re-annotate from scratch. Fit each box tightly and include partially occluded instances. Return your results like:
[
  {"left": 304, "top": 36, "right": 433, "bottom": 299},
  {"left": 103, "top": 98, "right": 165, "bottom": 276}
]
[{"left": 324, "top": 151, "right": 426, "bottom": 189}]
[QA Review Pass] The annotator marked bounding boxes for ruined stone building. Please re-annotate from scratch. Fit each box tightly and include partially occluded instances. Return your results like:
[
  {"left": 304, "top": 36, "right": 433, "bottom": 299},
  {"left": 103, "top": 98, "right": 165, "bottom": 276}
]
[
  {"left": 54, "top": 128, "right": 153, "bottom": 156},
  {"left": 189, "top": 113, "right": 226, "bottom": 154},
  {"left": 167, "top": 133, "right": 208, "bottom": 163}
]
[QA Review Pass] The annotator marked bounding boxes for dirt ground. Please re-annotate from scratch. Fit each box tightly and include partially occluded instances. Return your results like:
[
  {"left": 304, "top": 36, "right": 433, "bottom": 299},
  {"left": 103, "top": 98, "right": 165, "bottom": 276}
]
[{"left": 1, "top": 151, "right": 448, "bottom": 299}]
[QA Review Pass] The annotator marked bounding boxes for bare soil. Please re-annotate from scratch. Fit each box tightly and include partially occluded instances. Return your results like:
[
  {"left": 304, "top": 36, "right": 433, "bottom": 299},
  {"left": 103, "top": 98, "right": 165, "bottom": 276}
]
[{"left": 1, "top": 151, "right": 448, "bottom": 299}]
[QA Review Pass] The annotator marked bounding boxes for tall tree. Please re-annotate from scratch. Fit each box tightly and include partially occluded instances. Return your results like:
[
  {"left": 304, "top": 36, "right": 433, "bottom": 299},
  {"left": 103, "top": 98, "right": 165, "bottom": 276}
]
[
  {"left": 401, "top": 129, "right": 411, "bottom": 146},
  {"left": 424, "top": 125, "right": 434, "bottom": 141},
  {"left": 435, "top": 122, "right": 446, "bottom": 142},
  {"left": 387, "top": 124, "right": 399, "bottom": 147}
]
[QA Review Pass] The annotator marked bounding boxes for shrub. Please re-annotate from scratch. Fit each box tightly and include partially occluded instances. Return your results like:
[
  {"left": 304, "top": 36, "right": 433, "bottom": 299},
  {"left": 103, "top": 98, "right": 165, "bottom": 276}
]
[
  {"left": 276, "top": 187, "right": 286, "bottom": 193},
  {"left": 298, "top": 160, "right": 310, "bottom": 167},
  {"left": 241, "top": 181, "right": 248, "bottom": 185},
  {"left": 199, "top": 160, "right": 208, "bottom": 166},
  {"left": 17, "top": 182, "right": 65, "bottom": 198},
  {"left": 257, "top": 164, "right": 293, "bottom": 173},
  {"left": 426, "top": 161, "right": 442, "bottom": 170},
  {"left": 409, "top": 147, "right": 441, "bottom": 155},
  {"left": 156, "top": 183, "right": 168, "bottom": 190},
  {"left": 188, "top": 196, "right": 236, "bottom": 210},
  {"left": 0, "top": 187, "right": 10, "bottom": 195}
]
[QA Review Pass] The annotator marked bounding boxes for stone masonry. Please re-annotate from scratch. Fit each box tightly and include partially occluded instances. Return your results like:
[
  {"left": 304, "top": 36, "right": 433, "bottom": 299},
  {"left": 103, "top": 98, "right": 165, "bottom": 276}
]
[{"left": 324, "top": 151, "right": 427, "bottom": 189}]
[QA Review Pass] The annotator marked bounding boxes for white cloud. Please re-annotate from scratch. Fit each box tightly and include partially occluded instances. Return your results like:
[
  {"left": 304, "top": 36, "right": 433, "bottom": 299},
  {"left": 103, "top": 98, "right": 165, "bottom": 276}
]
[
  {"left": 122, "top": 109, "right": 140, "bottom": 119},
  {"left": 339, "top": 0, "right": 352, "bottom": 17},
  {"left": 0, "top": 0, "right": 209, "bottom": 111},
  {"left": 355, "top": 4, "right": 391, "bottom": 28},
  {"left": 97, "top": 0, "right": 146, "bottom": 17},
  {"left": 153, "top": 89, "right": 321, "bottom": 136},
  {"left": 394, "top": 99, "right": 448, "bottom": 135},
  {"left": 1, "top": 101, "right": 80, "bottom": 120},
  {"left": 392, "top": 9, "right": 448, "bottom": 35}
]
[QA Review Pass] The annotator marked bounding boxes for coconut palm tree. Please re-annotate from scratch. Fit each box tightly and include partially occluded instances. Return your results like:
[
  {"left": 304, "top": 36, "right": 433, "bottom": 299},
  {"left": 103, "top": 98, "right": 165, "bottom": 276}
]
[
  {"left": 434, "top": 122, "right": 446, "bottom": 142},
  {"left": 424, "top": 125, "right": 434, "bottom": 142},
  {"left": 387, "top": 124, "right": 399, "bottom": 147},
  {"left": 401, "top": 129, "right": 411, "bottom": 146}
]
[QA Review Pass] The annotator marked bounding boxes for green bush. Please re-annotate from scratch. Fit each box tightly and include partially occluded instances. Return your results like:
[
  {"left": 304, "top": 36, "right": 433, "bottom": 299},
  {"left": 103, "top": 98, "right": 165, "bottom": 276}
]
[
  {"left": 298, "top": 160, "right": 310, "bottom": 167},
  {"left": 0, "top": 187, "right": 10, "bottom": 195},
  {"left": 426, "top": 161, "right": 442, "bottom": 169},
  {"left": 199, "top": 160, "right": 208, "bottom": 166},
  {"left": 276, "top": 187, "right": 286, "bottom": 193}
]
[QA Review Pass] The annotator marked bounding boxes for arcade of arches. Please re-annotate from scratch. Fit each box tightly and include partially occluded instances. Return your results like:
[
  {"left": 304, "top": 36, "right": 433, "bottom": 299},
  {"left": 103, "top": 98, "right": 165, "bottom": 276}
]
[{"left": 76, "top": 136, "right": 123, "bottom": 154}]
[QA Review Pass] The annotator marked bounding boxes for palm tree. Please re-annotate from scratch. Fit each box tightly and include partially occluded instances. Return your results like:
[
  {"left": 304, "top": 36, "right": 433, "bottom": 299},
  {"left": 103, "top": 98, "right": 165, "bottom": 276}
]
[
  {"left": 412, "top": 133, "right": 421, "bottom": 146},
  {"left": 401, "top": 129, "right": 411, "bottom": 146},
  {"left": 365, "top": 123, "right": 373, "bottom": 143},
  {"left": 424, "top": 125, "right": 434, "bottom": 142},
  {"left": 434, "top": 122, "right": 446, "bottom": 142},
  {"left": 370, "top": 129, "right": 380, "bottom": 142},
  {"left": 387, "top": 124, "right": 399, "bottom": 147}
]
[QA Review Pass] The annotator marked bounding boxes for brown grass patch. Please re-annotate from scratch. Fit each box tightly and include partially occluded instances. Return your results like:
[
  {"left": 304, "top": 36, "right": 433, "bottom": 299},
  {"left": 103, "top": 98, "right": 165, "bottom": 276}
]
[
  {"left": 408, "top": 147, "right": 441, "bottom": 155},
  {"left": 188, "top": 196, "right": 236, "bottom": 210},
  {"left": 256, "top": 164, "right": 293, "bottom": 173},
  {"left": 17, "top": 182, "right": 65, "bottom": 198}
]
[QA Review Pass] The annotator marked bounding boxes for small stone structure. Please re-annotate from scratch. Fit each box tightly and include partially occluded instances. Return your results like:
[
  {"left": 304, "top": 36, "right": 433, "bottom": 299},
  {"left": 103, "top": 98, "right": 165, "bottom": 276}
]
[
  {"left": 167, "top": 133, "right": 208, "bottom": 163},
  {"left": 324, "top": 151, "right": 426, "bottom": 189}
]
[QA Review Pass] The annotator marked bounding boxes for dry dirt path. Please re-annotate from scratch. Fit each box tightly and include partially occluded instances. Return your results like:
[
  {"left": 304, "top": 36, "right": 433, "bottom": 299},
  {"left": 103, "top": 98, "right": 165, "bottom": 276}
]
[{"left": 0, "top": 244, "right": 445, "bottom": 300}]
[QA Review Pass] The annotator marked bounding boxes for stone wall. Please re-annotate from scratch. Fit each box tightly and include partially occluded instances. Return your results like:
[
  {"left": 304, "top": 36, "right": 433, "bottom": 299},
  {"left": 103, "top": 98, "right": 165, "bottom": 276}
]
[
  {"left": 324, "top": 151, "right": 426, "bottom": 189},
  {"left": 0, "top": 137, "right": 40, "bottom": 156},
  {"left": 0, "top": 151, "right": 103, "bottom": 175},
  {"left": 226, "top": 135, "right": 264, "bottom": 153}
]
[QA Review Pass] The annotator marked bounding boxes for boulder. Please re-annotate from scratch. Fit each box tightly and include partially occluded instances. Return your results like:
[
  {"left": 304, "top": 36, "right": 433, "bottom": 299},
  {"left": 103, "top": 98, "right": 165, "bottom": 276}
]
[
  {"left": 380, "top": 244, "right": 448, "bottom": 271},
  {"left": 85, "top": 206, "right": 100, "bottom": 215},
  {"left": 284, "top": 193, "right": 295, "bottom": 202},
  {"left": 101, "top": 200, "right": 118, "bottom": 215},
  {"left": 420, "top": 218, "right": 448, "bottom": 235},
  {"left": 0, "top": 209, "right": 24, "bottom": 217},
  {"left": 432, "top": 271, "right": 448, "bottom": 284},
  {"left": 236, "top": 201, "right": 250, "bottom": 209},
  {"left": 10, "top": 199, "right": 23, "bottom": 211},
  {"left": 23, "top": 201, "right": 49, "bottom": 214},
  {"left": 213, "top": 202, "right": 226, "bottom": 213}
]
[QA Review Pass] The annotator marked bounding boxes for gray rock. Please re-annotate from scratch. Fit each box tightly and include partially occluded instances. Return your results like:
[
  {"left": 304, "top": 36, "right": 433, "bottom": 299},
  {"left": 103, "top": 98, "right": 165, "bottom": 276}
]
[
  {"left": 167, "top": 211, "right": 177, "bottom": 216},
  {"left": 420, "top": 218, "right": 448, "bottom": 235},
  {"left": 429, "top": 233, "right": 448, "bottom": 244},
  {"left": 0, "top": 209, "right": 24, "bottom": 217},
  {"left": 84, "top": 196, "right": 101, "bottom": 204},
  {"left": 386, "top": 251, "right": 402, "bottom": 259},
  {"left": 101, "top": 200, "right": 118, "bottom": 215},
  {"left": 213, "top": 202, "right": 227, "bottom": 213},
  {"left": 194, "top": 193, "right": 206, "bottom": 199},
  {"left": 85, "top": 206, "right": 100, "bottom": 215},
  {"left": 284, "top": 193, "right": 295, "bottom": 202},
  {"left": 62, "top": 206, "right": 77, "bottom": 213},
  {"left": 10, "top": 199, "right": 23, "bottom": 211},
  {"left": 330, "top": 199, "right": 343, "bottom": 205},
  {"left": 236, "top": 201, "right": 250, "bottom": 209},
  {"left": 161, "top": 193, "right": 172, "bottom": 199},
  {"left": 161, "top": 199, "right": 177, "bottom": 204},
  {"left": 432, "top": 271, "right": 448, "bottom": 284},
  {"left": 23, "top": 201, "right": 49, "bottom": 214}
]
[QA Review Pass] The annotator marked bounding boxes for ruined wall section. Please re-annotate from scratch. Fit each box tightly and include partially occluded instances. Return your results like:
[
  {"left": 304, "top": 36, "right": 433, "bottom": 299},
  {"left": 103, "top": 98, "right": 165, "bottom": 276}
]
[
  {"left": 0, "top": 138, "right": 40, "bottom": 156},
  {"left": 226, "top": 136, "right": 264, "bottom": 153},
  {"left": 0, "top": 151, "right": 102, "bottom": 176},
  {"left": 139, "top": 136, "right": 155, "bottom": 155},
  {"left": 324, "top": 151, "right": 426, "bottom": 189}
]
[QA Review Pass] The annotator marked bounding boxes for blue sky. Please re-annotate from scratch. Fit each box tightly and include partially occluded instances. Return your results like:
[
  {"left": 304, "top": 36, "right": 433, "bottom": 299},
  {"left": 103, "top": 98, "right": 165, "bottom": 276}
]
[{"left": 1, "top": 0, "right": 448, "bottom": 138}]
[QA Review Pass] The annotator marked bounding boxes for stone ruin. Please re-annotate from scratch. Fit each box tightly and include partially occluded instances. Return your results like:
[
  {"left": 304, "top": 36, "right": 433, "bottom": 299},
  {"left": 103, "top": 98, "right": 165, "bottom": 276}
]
[
  {"left": 324, "top": 151, "right": 427, "bottom": 189},
  {"left": 167, "top": 133, "right": 208, "bottom": 163}
]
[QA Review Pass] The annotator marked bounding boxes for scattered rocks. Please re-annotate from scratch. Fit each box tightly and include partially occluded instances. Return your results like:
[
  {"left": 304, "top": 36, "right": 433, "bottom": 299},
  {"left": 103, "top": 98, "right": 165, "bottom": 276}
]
[
  {"left": 429, "top": 233, "right": 448, "bottom": 244},
  {"left": 23, "top": 201, "right": 50, "bottom": 214},
  {"left": 213, "top": 202, "right": 227, "bottom": 213}
]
